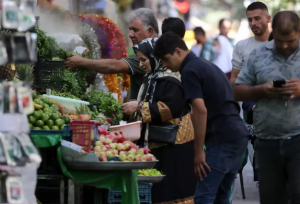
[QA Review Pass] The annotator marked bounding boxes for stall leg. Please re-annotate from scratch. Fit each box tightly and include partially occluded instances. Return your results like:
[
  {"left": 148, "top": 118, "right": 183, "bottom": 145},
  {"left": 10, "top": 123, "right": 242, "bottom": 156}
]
[{"left": 68, "top": 179, "right": 75, "bottom": 204}]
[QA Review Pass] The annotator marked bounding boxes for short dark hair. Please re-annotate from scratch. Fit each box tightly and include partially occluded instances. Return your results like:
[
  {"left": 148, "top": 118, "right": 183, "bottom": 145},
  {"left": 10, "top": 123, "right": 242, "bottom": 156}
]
[
  {"left": 219, "top": 18, "right": 231, "bottom": 28},
  {"left": 272, "top": 11, "right": 300, "bottom": 34},
  {"left": 268, "top": 31, "right": 273, "bottom": 41},
  {"left": 154, "top": 31, "right": 188, "bottom": 59},
  {"left": 162, "top": 17, "right": 186, "bottom": 38},
  {"left": 246, "top": 2, "right": 268, "bottom": 12},
  {"left": 193, "top": 27, "right": 205, "bottom": 36}
]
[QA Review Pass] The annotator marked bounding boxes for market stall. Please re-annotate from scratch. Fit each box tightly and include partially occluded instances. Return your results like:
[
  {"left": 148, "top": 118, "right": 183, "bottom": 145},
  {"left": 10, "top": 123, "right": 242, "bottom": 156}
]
[{"left": 12, "top": 2, "right": 166, "bottom": 203}]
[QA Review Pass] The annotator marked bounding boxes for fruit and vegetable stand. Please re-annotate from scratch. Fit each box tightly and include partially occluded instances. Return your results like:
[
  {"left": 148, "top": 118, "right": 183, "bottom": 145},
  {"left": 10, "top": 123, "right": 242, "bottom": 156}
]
[{"left": 30, "top": 133, "right": 140, "bottom": 204}]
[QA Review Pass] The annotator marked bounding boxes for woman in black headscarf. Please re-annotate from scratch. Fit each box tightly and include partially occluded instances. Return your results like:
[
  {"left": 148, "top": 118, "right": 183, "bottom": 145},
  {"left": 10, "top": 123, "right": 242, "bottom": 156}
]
[{"left": 122, "top": 38, "right": 196, "bottom": 204}]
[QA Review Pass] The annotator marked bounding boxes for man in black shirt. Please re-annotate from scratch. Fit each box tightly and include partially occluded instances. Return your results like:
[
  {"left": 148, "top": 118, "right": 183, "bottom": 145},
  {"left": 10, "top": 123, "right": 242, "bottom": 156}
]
[{"left": 154, "top": 32, "right": 249, "bottom": 204}]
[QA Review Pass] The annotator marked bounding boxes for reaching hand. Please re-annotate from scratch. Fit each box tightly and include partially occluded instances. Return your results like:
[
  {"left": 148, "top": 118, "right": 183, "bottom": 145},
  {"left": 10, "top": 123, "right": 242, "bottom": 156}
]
[
  {"left": 65, "top": 54, "right": 84, "bottom": 70},
  {"left": 194, "top": 150, "right": 211, "bottom": 181}
]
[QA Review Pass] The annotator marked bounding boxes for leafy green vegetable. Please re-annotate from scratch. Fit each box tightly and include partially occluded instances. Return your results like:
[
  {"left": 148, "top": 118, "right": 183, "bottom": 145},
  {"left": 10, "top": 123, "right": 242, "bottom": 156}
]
[
  {"left": 51, "top": 91, "right": 80, "bottom": 100},
  {"left": 83, "top": 91, "right": 123, "bottom": 125},
  {"left": 36, "top": 28, "right": 59, "bottom": 60}
]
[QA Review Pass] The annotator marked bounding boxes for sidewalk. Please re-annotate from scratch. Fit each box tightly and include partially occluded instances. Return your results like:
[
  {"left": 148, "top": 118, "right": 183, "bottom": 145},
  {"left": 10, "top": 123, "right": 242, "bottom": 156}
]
[{"left": 232, "top": 158, "right": 260, "bottom": 204}]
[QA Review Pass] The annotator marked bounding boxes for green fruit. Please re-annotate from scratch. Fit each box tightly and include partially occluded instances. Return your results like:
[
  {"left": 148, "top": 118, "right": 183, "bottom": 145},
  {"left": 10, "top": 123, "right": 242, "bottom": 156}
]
[
  {"left": 33, "top": 111, "right": 41, "bottom": 119},
  {"left": 28, "top": 115, "right": 36, "bottom": 124},
  {"left": 42, "top": 126, "right": 50, "bottom": 130},
  {"left": 43, "top": 103, "right": 50, "bottom": 109},
  {"left": 29, "top": 123, "right": 33, "bottom": 129},
  {"left": 62, "top": 115, "right": 71, "bottom": 124},
  {"left": 41, "top": 113, "right": 49, "bottom": 122},
  {"left": 32, "top": 92, "right": 37, "bottom": 100},
  {"left": 50, "top": 104, "right": 59, "bottom": 112},
  {"left": 57, "top": 112, "right": 62, "bottom": 117},
  {"left": 34, "top": 99, "right": 41, "bottom": 104},
  {"left": 35, "top": 120, "right": 44, "bottom": 127},
  {"left": 34, "top": 127, "right": 41, "bottom": 130},
  {"left": 43, "top": 107, "right": 51, "bottom": 113},
  {"left": 60, "top": 124, "right": 66, "bottom": 130},
  {"left": 55, "top": 119, "right": 65, "bottom": 127},
  {"left": 46, "top": 119, "right": 54, "bottom": 128},
  {"left": 52, "top": 126, "right": 59, "bottom": 130},
  {"left": 51, "top": 113, "right": 59, "bottom": 120}
]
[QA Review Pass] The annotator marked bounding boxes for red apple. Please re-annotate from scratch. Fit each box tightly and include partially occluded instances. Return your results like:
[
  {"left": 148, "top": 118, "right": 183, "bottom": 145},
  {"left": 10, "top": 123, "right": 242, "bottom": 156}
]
[
  {"left": 105, "top": 145, "right": 111, "bottom": 150},
  {"left": 146, "top": 154, "right": 156, "bottom": 161},
  {"left": 119, "top": 151, "right": 127, "bottom": 156},
  {"left": 94, "top": 146, "right": 101, "bottom": 152},
  {"left": 99, "top": 156, "right": 107, "bottom": 161},
  {"left": 99, "top": 152, "right": 106, "bottom": 157},
  {"left": 136, "top": 149, "right": 144, "bottom": 156},
  {"left": 95, "top": 141, "right": 103, "bottom": 146},
  {"left": 127, "top": 154, "right": 135, "bottom": 161},
  {"left": 110, "top": 143, "right": 117, "bottom": 150},
  {"left": 119, "top": 154, "right": 127, "bottom": 161},
  {"left": 113, "top": 149, "right": 118, "bottom": 156},
  {"left": 128, "top": 148, "right": 137, "bottom": 155},
  {"left": 98, "top": 128, "right": 108, "bottom": 135},
  {"left": 106, "top": 138, "right": 113, "bottom": 144},
  {"left": 117, "top": 143, "right": 125, "bottom": 151},
  {"left": 78, "top": 114, "right": 91, "bottom": 121},
  {"left": 99, "top": 136, "right": 106, "bottom": 142},
  {"left": 135, "top": 155, "right": 143, "bottom": 161},
  {"left": 140, "top": 148, "right": 150, "bottom": 154},
  {"left": 141, "top": 155, "right": 147, "bottom": 161},
  {"left": 106, "top": 150, "right": 114, "bottom": 158},
  {"left": 99, "top": 145, "right": 107, "bottom": 152}
]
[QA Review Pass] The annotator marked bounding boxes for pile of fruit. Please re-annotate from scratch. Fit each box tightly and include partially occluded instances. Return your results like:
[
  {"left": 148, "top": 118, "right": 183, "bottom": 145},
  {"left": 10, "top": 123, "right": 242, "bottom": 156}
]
[
  {"left": 92, "top": 128, "right": 157, "bottom": 162},
  {"left": 29, "top": 97, "right": 71, "bottom": 130},
  {"left": 138, "top": 169, "right": 163, "bottom": 176}
]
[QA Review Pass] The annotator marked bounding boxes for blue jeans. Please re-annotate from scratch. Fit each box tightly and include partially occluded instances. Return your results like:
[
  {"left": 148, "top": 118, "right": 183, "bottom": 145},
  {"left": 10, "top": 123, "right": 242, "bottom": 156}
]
[{"left": 194, "top": 138, "right": 248, "bottom": 204}]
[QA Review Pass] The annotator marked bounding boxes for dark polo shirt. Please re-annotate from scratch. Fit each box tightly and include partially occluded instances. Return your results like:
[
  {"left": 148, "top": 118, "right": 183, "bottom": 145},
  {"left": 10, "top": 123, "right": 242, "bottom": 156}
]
[{"left": 180, "top": 52, "right": 249, "bottom": 148}]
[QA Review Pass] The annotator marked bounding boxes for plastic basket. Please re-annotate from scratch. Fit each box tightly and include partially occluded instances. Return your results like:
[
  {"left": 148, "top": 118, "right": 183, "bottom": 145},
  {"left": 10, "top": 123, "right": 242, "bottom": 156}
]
[
  {"left": 108, "top": 182, "right": 152, "bottom": 204},
  {"left": 34, "top": 59, "right": 64, "bottom": 91},
  {"left": 30, "top": 124, "right": 71, "bottom": 137},
  {"left": 70, "top": 121, "right": 98, "bottom": 152}
]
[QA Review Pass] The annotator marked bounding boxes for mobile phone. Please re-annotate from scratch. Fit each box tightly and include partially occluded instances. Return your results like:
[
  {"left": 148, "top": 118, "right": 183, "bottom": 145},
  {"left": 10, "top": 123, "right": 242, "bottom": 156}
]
[{"left": 273, "top": 80, "right": 286, "bottom": 88}]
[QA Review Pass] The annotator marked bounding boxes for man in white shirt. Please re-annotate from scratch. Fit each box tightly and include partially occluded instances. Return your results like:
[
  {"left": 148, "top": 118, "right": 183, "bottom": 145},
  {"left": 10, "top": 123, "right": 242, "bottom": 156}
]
[
  {"left": 230, "top": 2, "right": 271, "bottom": 84},
  {"left": 230, "top": 1, "right": 271, "bottom": 182}
]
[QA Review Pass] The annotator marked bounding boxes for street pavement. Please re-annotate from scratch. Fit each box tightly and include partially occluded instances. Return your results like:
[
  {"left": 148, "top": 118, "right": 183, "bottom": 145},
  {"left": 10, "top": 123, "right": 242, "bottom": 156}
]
[{"left": 232, "top": 155, "right": 260, "bottom": 204}]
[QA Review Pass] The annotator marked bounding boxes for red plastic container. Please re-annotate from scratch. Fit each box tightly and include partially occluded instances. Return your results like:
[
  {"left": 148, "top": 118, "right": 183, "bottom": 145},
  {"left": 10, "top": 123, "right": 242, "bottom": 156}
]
[{"left": 70, "top": 121, "right": 95, "bottom": 152}]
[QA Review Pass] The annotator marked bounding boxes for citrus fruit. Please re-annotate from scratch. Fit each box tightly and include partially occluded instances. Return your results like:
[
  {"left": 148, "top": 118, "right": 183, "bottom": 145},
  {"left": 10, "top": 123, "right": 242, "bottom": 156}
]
[
  {"left": 35, "top": 120, "right": 44, "bottom": 127},
  {"left": 50, "top": 104, "right": 59, "bottom": 112},
  {"left": 51, "top": 113, "right": 59, "bottom": 120},
  {"left": 60, "top": 124, "right": 66, "bottom": 130},
  {"left": 33, "top": 111, "right": 41, "bottom": 119},
  {"left": 29, "top": 123, "right": 33, "bottom": 129},
  {"left": 34, "top": 127, "right": 41, "bottom": 130},
  {"left": 55, "top": 119, "right": 65, "bottom": 127},
  {"left": 28, "top": 115, "right": 36, "bottom": 124},
  {"left": 57, "top": 112, "right": 62, "bottom": 117},
  {"left": 52, "top": 126, "right": 59, "bottom": 130},
  {"left": 43, "top": 107, "right": 51, "bottom": 113},
  {"left": 34, "top": 99, "right": 41, "bottom": 104},
  {"left": 32, "top": 92, "right": 37, "bottom": 100},
  {"left": 42, "top": 126, "right": 50, "bottom": 130},
  {"left": 43, "top": 103, "right": 50, "bottom": 109},
  {"left": 41, "top": 113, "right": 49, "bottom": 122},
  {"left": 46, "top": 119, "right": 54, "bottom": 128},
  {"left": 62, "top": 115, "right": 71, "bottom": 124}
]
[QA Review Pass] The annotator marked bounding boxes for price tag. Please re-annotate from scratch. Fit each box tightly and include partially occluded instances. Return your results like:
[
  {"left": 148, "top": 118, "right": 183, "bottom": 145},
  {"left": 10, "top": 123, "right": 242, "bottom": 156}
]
[
  {"left": 17, "top": 86, "right": 33, "bottom": 115},
  {"left": 6, "top": 176, "right": 24, "bottom": 204}
]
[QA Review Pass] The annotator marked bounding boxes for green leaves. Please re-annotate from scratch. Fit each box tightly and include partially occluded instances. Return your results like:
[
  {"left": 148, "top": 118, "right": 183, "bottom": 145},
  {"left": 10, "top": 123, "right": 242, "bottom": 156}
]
[{"left": 83, "top": 91, "right": 123, "bottom": 125}]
